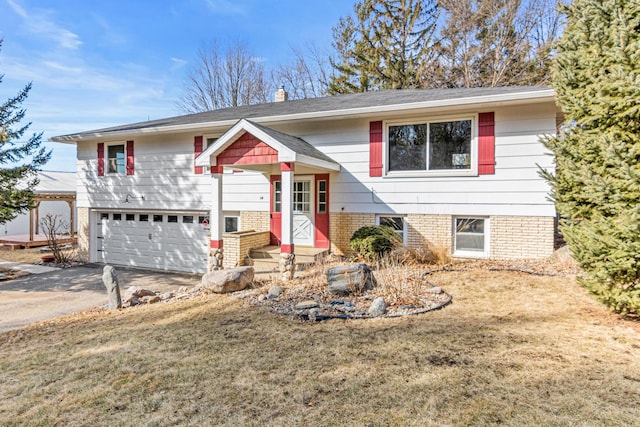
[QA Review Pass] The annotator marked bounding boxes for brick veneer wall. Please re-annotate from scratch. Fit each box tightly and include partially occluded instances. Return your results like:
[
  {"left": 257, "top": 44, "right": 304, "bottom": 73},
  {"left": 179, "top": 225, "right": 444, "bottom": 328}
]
[
  {"left": 329, "top": 212, "right": 376, "bottom": 254},
  {"left": 407, "top": 214, "right": 453, "bottom": 252},
  {"left": 489, "top": 215, "right": 554, "bottom": 259},
  {"left": 328, "top": 212, "right": 554, "bottom": 260},
  {"left": 221, "top": 230, "right": 271, "bottom": 269},
  {"left": 240, "top": 211, "right": 270, "bottom": 232},
  {"left": 76, "top": 207, "right": 90, "bottom": 262}
]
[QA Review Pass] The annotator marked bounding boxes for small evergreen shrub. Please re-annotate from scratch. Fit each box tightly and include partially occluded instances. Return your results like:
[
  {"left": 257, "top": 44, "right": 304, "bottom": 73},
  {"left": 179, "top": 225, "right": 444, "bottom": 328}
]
[{"left": 350, "top": 225, "right": 401, "bottom": 260}]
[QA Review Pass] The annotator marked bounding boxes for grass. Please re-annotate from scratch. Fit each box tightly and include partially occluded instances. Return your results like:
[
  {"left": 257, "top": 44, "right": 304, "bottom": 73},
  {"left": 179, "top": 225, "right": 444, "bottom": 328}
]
[
  {"left": 1, "top": 265, "right": 639, "bottom": 426},
  {"left": 0, "top": 247, "right": 46, "bottom": 264}
]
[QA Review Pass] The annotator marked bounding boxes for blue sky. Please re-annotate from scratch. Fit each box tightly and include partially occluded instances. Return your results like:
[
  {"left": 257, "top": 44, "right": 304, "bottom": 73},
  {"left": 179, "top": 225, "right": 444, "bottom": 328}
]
[{"left": 0, "top": 0, "right": 354, "bottom": 172}]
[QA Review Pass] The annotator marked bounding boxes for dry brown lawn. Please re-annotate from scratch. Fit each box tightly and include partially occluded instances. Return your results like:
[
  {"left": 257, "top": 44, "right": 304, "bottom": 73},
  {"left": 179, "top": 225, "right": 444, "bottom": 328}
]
[
  {"left": 1, "top": 267, "right": 639, "bottom": 426},
  {"left": 0, "top": 247, "right": 46, "bottom": 264}
]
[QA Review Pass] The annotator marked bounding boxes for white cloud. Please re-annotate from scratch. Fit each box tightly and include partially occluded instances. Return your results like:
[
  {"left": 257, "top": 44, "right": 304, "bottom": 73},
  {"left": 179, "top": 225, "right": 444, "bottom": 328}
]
[
  {"left": 170, "top": 57, "right": 187, "bottom": 71},
  {"left": 7, "top": 0, "right": 82, "bottom": 50},
  {"left": 204, "top": 0, "right": 245, "bottom": 15}
]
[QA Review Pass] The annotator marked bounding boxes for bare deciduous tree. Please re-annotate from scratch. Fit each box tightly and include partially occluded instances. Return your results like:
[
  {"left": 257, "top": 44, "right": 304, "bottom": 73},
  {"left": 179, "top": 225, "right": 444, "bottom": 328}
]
[
  {"left": 177, "top": 40, "right": 270, "bottom": 113},
  {"left": 41, "top": 214, "right": 75, "bottom": 264},
  {"left": 432, "top": 0, "right": 563, "bottom": 88},
  {"left": 271, "top": 44, "right": 333, "bottom": 100}
]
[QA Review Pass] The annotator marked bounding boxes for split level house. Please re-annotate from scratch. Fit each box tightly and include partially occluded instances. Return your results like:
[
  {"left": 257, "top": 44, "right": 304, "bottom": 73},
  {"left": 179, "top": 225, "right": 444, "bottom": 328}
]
[{"left": 51, "top": 86, "right": 560, "bottom": 274}]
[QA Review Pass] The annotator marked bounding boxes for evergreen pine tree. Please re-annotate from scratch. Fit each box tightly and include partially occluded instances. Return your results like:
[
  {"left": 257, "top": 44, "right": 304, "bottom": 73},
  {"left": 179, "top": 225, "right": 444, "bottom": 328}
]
[
  {"left": 0, "top": 39, "right": 51, "bottom": 224},
  {"left": 328, "top": 0, "right": 439, "bottom": 93},
  {"left": 542, "top": 0, "right": 640, "bottom": 315}
]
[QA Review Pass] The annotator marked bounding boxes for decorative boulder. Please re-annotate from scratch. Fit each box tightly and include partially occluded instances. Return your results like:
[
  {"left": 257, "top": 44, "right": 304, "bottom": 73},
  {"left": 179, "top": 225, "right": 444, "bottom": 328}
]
[
  {"left": 202, "top": 266, "right": 254, "bottom": 293},
  {"left": 326, "top": 263, "right": 377, "bottom": 296},
  {"left": 368, "top": 297, "right": 387, "bottom": 317},
  {"left": 102, "top": 265, "right": 122, "bottom": 309}
]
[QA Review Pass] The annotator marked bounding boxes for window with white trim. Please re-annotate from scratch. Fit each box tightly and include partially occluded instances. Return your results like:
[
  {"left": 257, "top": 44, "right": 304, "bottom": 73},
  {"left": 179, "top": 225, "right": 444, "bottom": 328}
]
[
  {"left": 107, "top": 144, "right": 125, "bottom": 174},
  {"left": 388, "top": 118, "right": 473, "bottom": 173},
  {"left": 224, "top": 215, "right": 240, "bottom": 233},
  {"left": 376, "top": 215, "right": 407, "bottom": 246},
  {"left": 454, "top": 217, "right": 488, "bottom": 257}
]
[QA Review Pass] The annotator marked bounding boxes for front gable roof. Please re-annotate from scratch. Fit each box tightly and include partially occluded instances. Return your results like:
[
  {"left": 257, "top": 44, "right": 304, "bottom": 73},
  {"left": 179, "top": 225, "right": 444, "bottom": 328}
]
[
  {"left": 51, "top": 86, "right": 555, "bottom": 142},
  {"left": 196, "top": 119, "right": 340, "bottom": 171}
]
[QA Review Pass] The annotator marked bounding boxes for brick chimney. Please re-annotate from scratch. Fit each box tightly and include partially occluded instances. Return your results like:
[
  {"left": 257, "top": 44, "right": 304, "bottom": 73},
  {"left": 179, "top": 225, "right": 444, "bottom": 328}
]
[{"left": 275, "top": 85, "right": 288, "bottom": 102}]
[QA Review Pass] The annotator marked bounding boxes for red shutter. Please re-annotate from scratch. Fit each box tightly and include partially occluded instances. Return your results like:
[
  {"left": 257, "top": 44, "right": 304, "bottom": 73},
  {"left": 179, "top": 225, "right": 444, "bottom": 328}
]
[
  {"left": 194, "top": 136, "right": 203, "bottom": 174},
  {"left": 97, "top": 143, "right": 104, "bottom": 176},
  {"left": 369, "top": 121, "right": 383, "bottom": 177},
  {"left": 126, "top": 140, "right": 134, "bottom": 175},
  {"left": 478, "top": 112, "right": 495, "bottom": 175}
]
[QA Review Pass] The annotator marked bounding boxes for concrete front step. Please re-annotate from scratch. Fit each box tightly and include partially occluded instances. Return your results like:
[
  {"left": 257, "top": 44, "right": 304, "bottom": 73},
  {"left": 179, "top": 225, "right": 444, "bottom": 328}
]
[{"left": 248, "top": 246, "right": 329, "bottom": 272}]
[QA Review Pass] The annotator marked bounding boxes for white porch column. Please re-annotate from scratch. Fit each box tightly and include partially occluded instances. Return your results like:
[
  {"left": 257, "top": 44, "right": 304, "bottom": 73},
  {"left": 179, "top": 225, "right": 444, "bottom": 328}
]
[
  {"left": 209, "top": 166, "right": 224, "bottom": 270},
  {"left": 279, "top": 162, "right": 295, "bottom": 280}
]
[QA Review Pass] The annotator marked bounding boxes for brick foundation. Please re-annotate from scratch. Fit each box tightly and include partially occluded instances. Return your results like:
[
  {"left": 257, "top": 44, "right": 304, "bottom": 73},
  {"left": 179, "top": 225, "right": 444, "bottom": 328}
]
[
  {"left": 407, "top": 214, "right": 453, "bottom": 252},
  {"left": 329, "top": 212, "right": 376, "bottom": 255},
  {"left": 328, "top": 212, "right": 554, "bottom": 260},
  {"left": 489, "top": 215, "right": 554, "bottom": 259}
]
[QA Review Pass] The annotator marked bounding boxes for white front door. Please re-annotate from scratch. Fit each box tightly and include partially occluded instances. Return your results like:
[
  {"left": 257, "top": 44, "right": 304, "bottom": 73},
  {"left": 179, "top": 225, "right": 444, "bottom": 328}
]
[{"left": 292, "top": 178, "right": 314, "bottom": 246}]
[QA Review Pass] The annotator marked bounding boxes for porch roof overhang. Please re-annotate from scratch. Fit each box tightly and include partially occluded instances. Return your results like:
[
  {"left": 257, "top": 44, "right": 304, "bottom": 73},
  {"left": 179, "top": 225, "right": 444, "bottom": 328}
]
[{"left": 195, "top": 119, "right": 340, "bottom": 172}]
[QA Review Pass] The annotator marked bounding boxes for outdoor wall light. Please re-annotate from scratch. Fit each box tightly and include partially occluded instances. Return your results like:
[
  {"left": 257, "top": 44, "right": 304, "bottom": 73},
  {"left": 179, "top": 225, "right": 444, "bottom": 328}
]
[{"left": 124, "top": 194, "right": 145, "bottom": 203}]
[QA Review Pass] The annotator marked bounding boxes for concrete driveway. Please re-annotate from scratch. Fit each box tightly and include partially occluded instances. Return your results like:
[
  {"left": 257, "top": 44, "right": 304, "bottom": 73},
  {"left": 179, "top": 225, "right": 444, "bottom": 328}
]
[{"left": 0, "top": 263, "right": 201, "bottom": 333}]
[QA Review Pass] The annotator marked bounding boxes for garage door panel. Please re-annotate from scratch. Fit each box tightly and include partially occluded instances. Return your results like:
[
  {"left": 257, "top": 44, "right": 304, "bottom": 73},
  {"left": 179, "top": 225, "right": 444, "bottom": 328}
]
[{"left": 97, "top": 211, "right": 208, "bottom": 273}]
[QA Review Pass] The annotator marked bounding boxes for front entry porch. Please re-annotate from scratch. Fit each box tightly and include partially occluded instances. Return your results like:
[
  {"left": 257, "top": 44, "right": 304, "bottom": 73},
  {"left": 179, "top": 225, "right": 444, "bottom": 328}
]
[{"left": 195, "top": 119, "right": 340, "bottom": 279}]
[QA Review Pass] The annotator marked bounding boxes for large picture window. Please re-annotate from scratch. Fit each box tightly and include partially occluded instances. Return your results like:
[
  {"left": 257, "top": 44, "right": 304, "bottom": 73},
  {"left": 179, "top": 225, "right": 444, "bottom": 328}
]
[{"left": 388, "top": 119, "right": 472, "bottom": 172}]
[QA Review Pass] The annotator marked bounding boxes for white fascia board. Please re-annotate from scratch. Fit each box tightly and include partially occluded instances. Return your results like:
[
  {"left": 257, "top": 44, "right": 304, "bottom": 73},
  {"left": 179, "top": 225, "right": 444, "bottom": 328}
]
[
  {"left": 295, "top": 154, "right": 341, "bottom": 171},
  {"left": 52, "top": 89, "right": 556, "bottom": 143}
]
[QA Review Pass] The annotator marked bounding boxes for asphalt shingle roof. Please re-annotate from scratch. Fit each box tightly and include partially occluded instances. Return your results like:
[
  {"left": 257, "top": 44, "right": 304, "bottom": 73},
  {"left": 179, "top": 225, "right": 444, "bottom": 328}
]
[
  {"left": 245, "top": 120, "right": 337, "bottom": 165},
  {"left": 53, "top": 86, "right": 552, "bottom": 140}
]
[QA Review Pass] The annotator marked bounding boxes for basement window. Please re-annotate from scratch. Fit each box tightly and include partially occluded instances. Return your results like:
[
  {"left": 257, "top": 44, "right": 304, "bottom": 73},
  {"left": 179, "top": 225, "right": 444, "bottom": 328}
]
[
  {"left": 454, "top": 217, "right": 488, "bottom": 257},
  {"left": 376, "top": 215, "right": 407, "bottom": 245},
  {"left": 225, "top": 215, "right": 239, "bottom": 233}
]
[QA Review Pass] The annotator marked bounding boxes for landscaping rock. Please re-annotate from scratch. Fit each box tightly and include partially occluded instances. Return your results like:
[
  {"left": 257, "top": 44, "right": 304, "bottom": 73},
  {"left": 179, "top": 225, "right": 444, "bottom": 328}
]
[
  {"left": 368, "top": 297, "right": 387, "bottom": 317},
  {"left": 326, "top": 263, "right": 377, "bottom": 296},
  {"left": 268, "top": 286, "right": 284, "bottom": 297},
  {"left": 142, "top": 295, "right": 161, "bottom": 304},
  {"left": 124, "top": 286, "right": 156, "bottom": 303},
  {"left": 201, "top": 266, "right": 254, "bottom": 293},
  {"left": 425, "top": 286, "right": 443, "bottom": 294},
  {"left": 160, "top": 291, "right": 174, "bottom": 300},
  {"left": 295, "top": 300, "right": 319, "bottom": 310}
]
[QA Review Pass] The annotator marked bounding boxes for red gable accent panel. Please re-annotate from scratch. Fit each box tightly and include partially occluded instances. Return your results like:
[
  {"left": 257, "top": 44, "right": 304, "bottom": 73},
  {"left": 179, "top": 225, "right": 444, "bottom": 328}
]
[
  {"left": 217, "top": 132, "right": 278, "bottom": 165},
  {"left": 194, "top": 136, "right": 204, "bottom": 174},
  {"left": 369, "top": 121, "right": 383, "bottom": 177},
  {"left": 97, "top": 143, "right": 105, "bottom": 176},
  {"left": 478, "top": 112, "right": 495, "bottom": 175},
  {"left": 126, "top": 140, "right": 134, "bottom": 175}
]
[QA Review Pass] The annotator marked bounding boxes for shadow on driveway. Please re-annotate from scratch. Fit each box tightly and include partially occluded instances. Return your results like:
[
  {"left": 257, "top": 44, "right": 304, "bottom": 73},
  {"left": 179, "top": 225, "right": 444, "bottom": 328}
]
[{"left": 0, "top": 263, "right": 201, "bottom": 333}]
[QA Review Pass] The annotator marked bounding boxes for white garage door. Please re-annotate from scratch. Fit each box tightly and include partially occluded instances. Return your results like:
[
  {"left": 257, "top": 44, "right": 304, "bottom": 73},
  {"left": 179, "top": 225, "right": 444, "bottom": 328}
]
[{"left": 97, "top": 212, "right": 209, "bottom": 273}]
